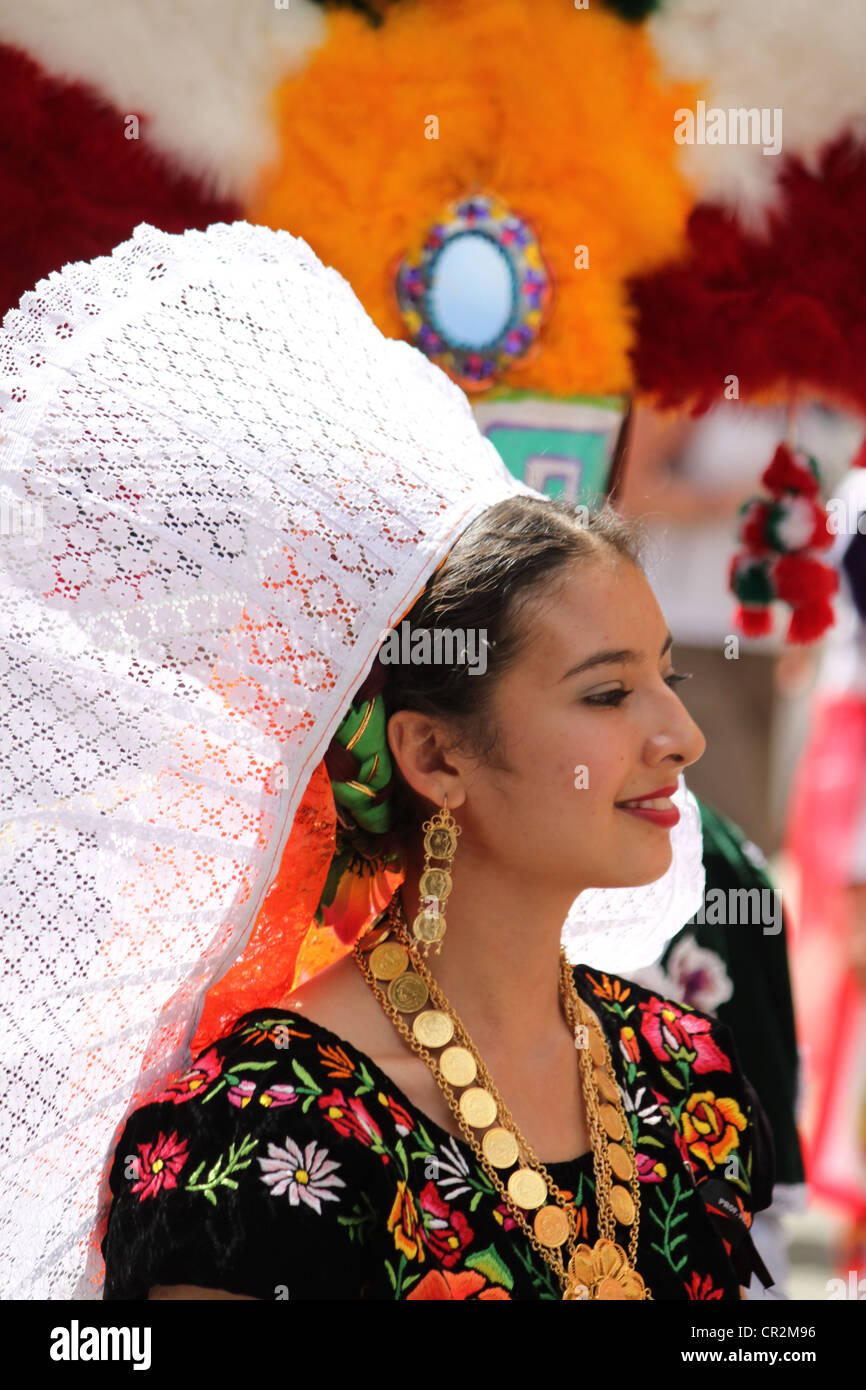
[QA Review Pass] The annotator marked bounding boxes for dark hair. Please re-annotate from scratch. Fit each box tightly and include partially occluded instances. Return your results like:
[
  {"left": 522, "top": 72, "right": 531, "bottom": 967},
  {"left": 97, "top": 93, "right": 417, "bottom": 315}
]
[{"left": 325, "top": 496, "right": 645, "bottom": 835}]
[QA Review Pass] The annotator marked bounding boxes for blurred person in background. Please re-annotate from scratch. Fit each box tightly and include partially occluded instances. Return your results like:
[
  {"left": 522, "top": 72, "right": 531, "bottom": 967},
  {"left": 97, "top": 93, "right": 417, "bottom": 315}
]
[
  {"left": 786, "top": 460, "right": 866, "bottom": 1287},
  {"left": 617, "top": 398, "right": 863, "bottom": 1297},
  {"left": 617, "top": 399, "right": 860, "bottom": 855}
]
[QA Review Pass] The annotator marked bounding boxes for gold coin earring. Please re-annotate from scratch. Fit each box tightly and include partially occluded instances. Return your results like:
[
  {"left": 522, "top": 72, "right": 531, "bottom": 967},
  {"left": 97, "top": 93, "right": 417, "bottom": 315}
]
[{"left": 411, "top": 795, "right": 460, "bottom": 957}]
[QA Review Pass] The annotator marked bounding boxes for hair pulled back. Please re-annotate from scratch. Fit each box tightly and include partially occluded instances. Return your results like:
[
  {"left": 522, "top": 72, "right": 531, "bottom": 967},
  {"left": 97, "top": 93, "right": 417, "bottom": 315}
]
[{"left": 324, "top": 496, "right": 645, "bottom": 834}]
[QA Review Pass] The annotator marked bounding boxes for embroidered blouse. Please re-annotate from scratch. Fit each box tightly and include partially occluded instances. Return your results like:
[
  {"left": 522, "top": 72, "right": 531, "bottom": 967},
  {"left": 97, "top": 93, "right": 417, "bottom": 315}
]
[{"left": 101, "top": 966, "right": 775, "bottom": 1301}]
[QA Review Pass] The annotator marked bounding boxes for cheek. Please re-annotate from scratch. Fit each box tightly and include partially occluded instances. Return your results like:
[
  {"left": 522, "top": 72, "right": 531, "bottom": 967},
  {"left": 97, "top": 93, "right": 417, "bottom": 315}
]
[{"left": 566, "top": 721, "right": 631, "bottom": 803}]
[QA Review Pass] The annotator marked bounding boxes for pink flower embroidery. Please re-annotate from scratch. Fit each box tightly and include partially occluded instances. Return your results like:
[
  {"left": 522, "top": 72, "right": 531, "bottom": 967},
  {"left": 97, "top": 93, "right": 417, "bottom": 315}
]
[
  {"left": 227, "top": 1079, "right": 256, "bottom": 1108},
  {"left": 130, "top": 1131, "right": 189, "bottom": 1202},
  {"left": 153, "top": 1047, "right": 223, "bottom": 1104},
  {"left": 635, "top": 1151, "right": 667, "bottom": 1183},
  {"left": 258, "top": 1136, "right": 346, "bottom": 1213},
  {"left": 493, "top": 1202, "right": 519, "bottom": 1233},
  {"left": 638, "top": 996, "right": 731, "bottom": 1075},
  {"left": 259, "top": 1083, "right": 297, "bottom": 1109}
]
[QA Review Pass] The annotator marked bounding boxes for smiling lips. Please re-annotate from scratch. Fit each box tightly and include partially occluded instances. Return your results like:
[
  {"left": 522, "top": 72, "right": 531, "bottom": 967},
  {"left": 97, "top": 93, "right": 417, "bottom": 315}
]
[{"left": 615, "top": 783, "right": 680, "bottom": 828}]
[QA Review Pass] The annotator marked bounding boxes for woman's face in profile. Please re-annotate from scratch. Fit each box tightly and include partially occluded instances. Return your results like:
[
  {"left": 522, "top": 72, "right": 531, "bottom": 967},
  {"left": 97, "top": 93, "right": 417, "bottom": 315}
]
[{"left": 458, "top": 554, "right": 706, "bottom": 896}]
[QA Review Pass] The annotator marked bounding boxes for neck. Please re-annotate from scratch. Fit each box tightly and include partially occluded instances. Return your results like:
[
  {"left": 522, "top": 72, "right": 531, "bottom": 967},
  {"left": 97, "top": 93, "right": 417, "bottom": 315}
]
[{"left": 397, "top": 845, "right": 581, "bottom": 1056}]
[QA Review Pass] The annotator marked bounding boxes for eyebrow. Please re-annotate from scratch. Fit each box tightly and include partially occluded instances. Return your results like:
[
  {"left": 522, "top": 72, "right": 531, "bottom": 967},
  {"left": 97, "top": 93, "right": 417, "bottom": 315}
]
[{"left": 560, "top": 632, "right": 674, "bottom": 681}]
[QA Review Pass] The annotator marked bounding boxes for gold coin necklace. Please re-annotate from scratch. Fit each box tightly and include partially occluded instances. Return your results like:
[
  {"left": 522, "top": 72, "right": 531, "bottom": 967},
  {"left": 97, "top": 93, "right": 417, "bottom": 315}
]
[{"left": 354, "top": 899, "right": 650, "bottom": 1300}]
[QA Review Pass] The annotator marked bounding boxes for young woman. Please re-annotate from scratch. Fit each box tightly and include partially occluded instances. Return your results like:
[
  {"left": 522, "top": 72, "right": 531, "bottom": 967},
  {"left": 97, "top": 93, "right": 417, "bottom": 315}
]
[
  {"left": 101, "top": 496, "right": 775, "bottom": 1302},
  {"left": 0, "top": 218, "right": 772, "bottom": 1301}
]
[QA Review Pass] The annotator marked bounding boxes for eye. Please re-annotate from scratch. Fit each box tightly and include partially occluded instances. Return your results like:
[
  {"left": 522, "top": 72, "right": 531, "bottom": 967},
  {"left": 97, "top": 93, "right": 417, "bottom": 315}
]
[
  {"left": 583, "top": 687, "right": 633, "bottom": 707},
  {"left": 582, "top": 671, "right": 691, "bottom": 708},
  {"left": 665, "top": 671, "right": 692, "bottom": 690}
]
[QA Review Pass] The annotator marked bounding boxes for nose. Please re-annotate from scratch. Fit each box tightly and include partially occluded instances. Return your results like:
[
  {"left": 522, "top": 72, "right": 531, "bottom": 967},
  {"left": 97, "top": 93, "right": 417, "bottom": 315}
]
[{"left": 644, "top": 692, "right": 706, "bottom": 773}]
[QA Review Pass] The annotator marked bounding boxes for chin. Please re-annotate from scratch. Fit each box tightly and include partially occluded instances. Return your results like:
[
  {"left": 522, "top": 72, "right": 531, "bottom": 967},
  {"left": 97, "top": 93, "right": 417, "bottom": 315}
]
[
  {"left": 631, "top": 844, "right": 674, "bottom": 885},
  {"left": 579, "top": 851, "right": 671, "bottom": 891},
  {"left": 607, "top": 841, "right": 673, "bottom": 889}
]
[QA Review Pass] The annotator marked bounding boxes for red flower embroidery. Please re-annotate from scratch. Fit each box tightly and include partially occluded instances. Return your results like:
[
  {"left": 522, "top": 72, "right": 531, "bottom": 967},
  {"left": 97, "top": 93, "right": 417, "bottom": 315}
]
[
  {"left": 493, "top": 1202, "right": 519, "bottom": 1232},
  {"left": 639, "top": 997, "right": 731, "bottom": 1074},
  {"left": 153, "top": 1046, "right": 223, "bottom": 1104},
  {"left": 685, "top": 1271, "right": 725, "bottom": 1300},
  {"left": 319, "top": 1089, "right": 383, "bottom": 1147},
  {"left": 406, "top": 1269, "right": 511, "bottom": 1300},
  {"left": 418, "top": 1181, "right": 473, "bottom": 1266},
  {"left": 377, "top": 1091, "right": 414, "bottom": 1136},
  {"left": 670, "top": 1122, "right": 696, "bottom": 1176},
  {"left": 130, "top": 1131, "right": 189, "bottom": 1201}
]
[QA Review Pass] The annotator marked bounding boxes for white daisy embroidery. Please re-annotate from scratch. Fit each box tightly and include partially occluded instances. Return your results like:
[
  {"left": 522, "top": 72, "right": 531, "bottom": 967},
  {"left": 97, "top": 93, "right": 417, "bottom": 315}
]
[
  {"left": 433, "top": 1136, "right": 472, "bottom": 1199},
  {"left": 258, "top": 1136, "right": 346, "bottom": 1214},
  {"left": 622, "top": 1086, "right": 663, "bottom": 1127}
]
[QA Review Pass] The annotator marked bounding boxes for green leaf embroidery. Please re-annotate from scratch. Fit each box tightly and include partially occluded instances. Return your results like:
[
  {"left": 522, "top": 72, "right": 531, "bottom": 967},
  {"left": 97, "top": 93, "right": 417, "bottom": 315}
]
[
  {"left": 409, "top": 1142, "right": 436, "bottom": 1166},
  {"left": 291, "top": 1060, "right": 321, "bottom": 1095},
  {"left": 660, "top": 1065, "right": 684, "bottom": 1091},
  {"left": 394, "top": 1137, "right": 409, "bottom": 1180},
  {"left": 648, "top": 1172, "right": 691, "bottom": 1274},
  {"left": 384, "top": 1258, "right": 397, "bottom": 1292},
  {"left": 392, "top": 1253, "right": 410, "bottom": 1300},
  {"left": 415, "top": 1122, "right": 435, "bottom": 1153},
  {"left": 239, "top": 1016, "right": 298, "bottom": 1032},
  {"left": 185, "top": 1133, "right": 259, "bottom": 1203},
  {"left": 511, "top": 1237, "right": 561, "bottom": 1299},
  {"left": 355, "top": 1061, "right": 376, "bottom": 1096},
  {"left": 465, "top": 1243, "right": 514, "bottom": 1292},
  {"left": 337, "top": 1192, "right": 377, "bottom": 1245},
  {"left": 639, "top": 1134, "right": 666, "bottom": 1150}
]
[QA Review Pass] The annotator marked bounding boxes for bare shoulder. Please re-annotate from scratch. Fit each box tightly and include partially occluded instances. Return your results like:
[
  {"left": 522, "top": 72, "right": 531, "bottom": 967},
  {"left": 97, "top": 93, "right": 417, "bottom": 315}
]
[{"left": 281, "top": 949, "right": 399, "bottom": 1060}]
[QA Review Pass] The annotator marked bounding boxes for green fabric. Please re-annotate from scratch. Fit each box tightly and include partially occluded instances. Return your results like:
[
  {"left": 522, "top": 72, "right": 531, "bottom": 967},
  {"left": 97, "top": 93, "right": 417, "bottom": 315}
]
[
  {"left": 732, "top": 555, "right": 774, "bottom": 604},
  {"left": 661, "top": 797, "right": 805, "bottom": 1186},
  {"left": 331, "top": 694, "right": 393, "bottom": 834}
]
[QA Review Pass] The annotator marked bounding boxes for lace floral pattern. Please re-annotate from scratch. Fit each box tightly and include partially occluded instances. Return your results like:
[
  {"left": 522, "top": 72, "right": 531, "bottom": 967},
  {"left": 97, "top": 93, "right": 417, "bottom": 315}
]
[{"left": 0, "top": 220, "right": 527, "bottom": 1297}]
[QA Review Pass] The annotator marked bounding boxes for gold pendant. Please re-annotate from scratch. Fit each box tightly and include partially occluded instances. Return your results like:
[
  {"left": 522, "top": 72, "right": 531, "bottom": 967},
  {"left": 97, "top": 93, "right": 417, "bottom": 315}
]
[{"left": 562, "top": 1238, "right": 649, "bottom": 1301}]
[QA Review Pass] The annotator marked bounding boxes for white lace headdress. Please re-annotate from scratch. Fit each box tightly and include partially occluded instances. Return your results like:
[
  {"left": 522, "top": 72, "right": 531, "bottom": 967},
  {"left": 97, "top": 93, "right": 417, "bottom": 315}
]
[{"left": 0, "top": 221, "right": 703, "bottom": 1298}]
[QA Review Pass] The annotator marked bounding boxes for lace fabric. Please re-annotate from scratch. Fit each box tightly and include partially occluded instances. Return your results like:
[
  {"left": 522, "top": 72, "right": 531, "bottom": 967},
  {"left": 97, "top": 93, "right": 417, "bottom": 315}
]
[
  {"left": 0, "top": 221, "right": 527, "bottom": 1297},
  {"left": 0, "top": 220, "right": 704, "bottom": 1298},
  {"left": 563, "top": 776, "right": 705, "bottom": 973}
]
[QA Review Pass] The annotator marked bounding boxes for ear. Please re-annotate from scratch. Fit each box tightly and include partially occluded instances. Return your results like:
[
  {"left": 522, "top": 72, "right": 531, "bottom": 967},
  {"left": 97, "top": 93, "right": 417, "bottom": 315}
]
[{"left": 386, "top": 710, "right": 467, "bottom": 811}]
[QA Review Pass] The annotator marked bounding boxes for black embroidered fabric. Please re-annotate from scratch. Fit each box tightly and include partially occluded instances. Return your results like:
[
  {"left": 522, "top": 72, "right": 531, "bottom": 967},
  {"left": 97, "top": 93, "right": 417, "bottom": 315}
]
[{"left": 102, "top": 966, "right": 774, "bottom": 1301}]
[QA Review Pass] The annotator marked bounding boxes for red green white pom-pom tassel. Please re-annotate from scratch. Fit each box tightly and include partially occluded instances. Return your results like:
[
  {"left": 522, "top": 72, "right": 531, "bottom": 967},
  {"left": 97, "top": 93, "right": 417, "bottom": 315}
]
[{"left": 729, "top": 442, "right": 836, "bottom": 644}]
